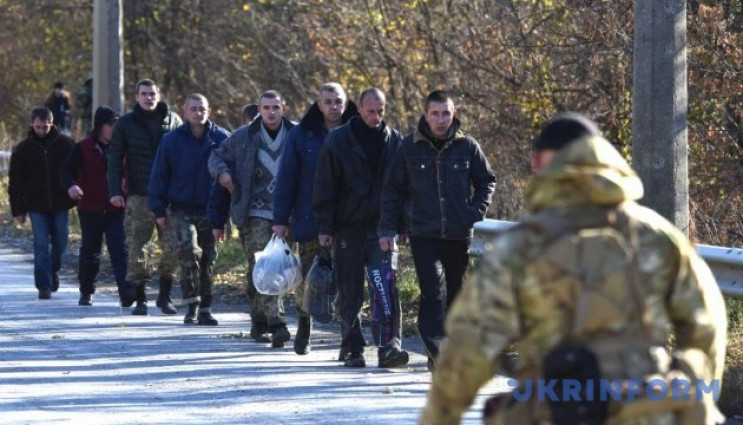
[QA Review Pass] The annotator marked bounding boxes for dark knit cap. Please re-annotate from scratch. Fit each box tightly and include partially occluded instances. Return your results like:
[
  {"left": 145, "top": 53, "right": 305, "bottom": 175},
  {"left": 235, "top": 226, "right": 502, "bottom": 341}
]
[
  {"left": 532, "top": 112, "right": 601, "bottom": 151},
  {"left": 93, "top": 105, "right": 119, "bottom": 130}
]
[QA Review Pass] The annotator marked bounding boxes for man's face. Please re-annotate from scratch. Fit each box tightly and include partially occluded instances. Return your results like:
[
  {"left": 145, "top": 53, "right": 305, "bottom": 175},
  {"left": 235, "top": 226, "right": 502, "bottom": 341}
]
[
  {"left": 99, "top": 121, "right": 117, "bottom": 143},
  {"left": 32, "top": 117, "right": 53, "bottom": 139},
  {"left": 259, "top": 97, "right": 285, "bottom": 131},
  {"left": 183, "top": 98, "right": 210, "bottom": 127},
  {"left": 531, "top": 150, "right": 558, "bottom": 174},
  {"left": 424, "top": 100, "right": 455, "bottom": 139},
  {"left": 359, "top": 96, "right": 385, "bottom": 129},
  {"left": 136, "top": 84, "right": 160, "bottom": 112},
  {"left": 318, "top": 90, "right": 346, "bottom": 126}
]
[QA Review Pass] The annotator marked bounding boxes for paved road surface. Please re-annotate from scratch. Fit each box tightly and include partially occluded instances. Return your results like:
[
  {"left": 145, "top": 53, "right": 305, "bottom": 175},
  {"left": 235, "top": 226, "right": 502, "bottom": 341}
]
[{"left": 0, "top": 243, "right": 503, "bottom": 424}]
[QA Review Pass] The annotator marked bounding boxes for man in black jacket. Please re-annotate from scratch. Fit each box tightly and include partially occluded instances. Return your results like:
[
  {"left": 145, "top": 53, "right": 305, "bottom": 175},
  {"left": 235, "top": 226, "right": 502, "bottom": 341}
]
[
  {"left": 8, "top": 107, "right": 75, "bottom": 299},
  {"left": 378, "top": 90, "right": 496, "bottom": 372},
  {"left": 107, "top": 79, "right": 183, "bottom": 316},
  {"left": 313, "top": 88, "right": 409, "bottom": 369}
]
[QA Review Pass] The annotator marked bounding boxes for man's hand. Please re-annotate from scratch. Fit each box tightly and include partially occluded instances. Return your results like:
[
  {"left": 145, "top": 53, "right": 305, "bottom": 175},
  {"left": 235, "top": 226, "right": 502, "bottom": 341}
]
[
  {"left": 379, "top": 236, "right": 395, "bottom": 252},
  {"left": 318, "top": 234, "right": 333, "bottom": 247},
  {"left": 68, "top": 185, "right": 84, "bottom": 201},
  {"left": 14, "top": 215, "right": 26, "bottom": 225},
  {"left": 156, "top": 217, "right": 168, "bottom": 229},
  {"left": 272, "top": 224, "right": 289, "bottom": 238},
  {"left": 213, "top": 229, "right": 225, "bottom": 243},
  {"left": 110, "top": 195, "right": 126, "bottom": 208},
  {"left": 218, "top": 171, "right": 234, "bottom": 193}
]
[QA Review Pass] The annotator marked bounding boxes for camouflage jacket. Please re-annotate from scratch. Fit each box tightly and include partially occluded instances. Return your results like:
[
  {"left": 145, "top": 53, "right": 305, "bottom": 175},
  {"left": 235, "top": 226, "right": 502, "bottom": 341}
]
[{"left": 420, "top": 136, "right": 727, "bottom": 425}]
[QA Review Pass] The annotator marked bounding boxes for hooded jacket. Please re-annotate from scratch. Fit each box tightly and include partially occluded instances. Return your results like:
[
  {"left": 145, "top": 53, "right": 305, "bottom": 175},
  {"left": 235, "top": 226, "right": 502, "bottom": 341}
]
[
  {"left": 421, "top": 136, "right": 727, "bottom": 425},
  {"left": 379, "top": 116, "right": 495, "bottom": 240},
  {"left": 107, "top": 102, "right": 182, "bottom": 198},
  {"left": 273, "top": 101, "right": 359, "bottom": 241},
  {"left": 8, "top": 126, "right": 75, "bottom": 216}
]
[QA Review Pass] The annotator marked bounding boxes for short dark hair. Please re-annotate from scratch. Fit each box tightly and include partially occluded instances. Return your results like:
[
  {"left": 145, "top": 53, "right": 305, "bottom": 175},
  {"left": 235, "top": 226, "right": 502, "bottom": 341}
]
[
  {"left": 532, "top": 112, "right": 602, "bottom": 151},
  {"left": 135, "top": 79, "right": 157, "bottom": 94},
  {"left": 359, "top": 88, "right": 386, "bottom": 105},
  {"left": 54, "top": 81, "right": 64, "bottom": 89},
  {"left": 424, "top": 90, "right": 453, "bottom": 111},
  {"left": 258, "top": 90, "right": 285, "bottom": 105},
  {"left": 242, "top": 104, "right": 258, "bottom": 119},
  {"left": 31, "top": 106, "right": 53, "bottom": 123}
]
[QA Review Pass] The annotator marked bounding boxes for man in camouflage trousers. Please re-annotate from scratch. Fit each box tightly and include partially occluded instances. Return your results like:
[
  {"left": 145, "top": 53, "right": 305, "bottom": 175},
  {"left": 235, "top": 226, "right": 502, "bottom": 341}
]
[
  {"left": 209, "top": 90, "right": 295, "bottom": 347},
  {"left": 420, "top": 113, "right": 727, "bottom": 425}
]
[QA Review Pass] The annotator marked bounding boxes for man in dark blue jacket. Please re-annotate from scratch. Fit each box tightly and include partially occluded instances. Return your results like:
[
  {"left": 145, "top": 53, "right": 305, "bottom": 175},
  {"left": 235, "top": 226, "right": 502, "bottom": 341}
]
[
  {"left": 148, "top": 93, "right": 230, "bottom": 325},
  {"left": 273, "top": 82, "right": 357, "bottom": 355},
  {"left": 378, "top": 90, "right": 495, "bottom": 372}
]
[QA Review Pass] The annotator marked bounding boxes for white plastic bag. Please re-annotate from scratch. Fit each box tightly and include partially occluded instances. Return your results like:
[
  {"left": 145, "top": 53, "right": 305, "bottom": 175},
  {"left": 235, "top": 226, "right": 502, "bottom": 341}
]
[{"left": 252, "top": 235, "right": 302, "bottom": 295}]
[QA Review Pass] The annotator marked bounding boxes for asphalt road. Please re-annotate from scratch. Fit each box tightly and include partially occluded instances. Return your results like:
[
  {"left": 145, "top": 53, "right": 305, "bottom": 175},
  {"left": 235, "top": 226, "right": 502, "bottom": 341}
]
[{"left": 0, "top": 243, "right": 503, "bottom": 424}]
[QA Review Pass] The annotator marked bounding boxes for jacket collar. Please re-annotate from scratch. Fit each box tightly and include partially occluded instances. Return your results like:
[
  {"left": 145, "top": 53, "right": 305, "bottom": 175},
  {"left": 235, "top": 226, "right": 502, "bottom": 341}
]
[
  {"left": 247, "top": 116, "right": 293, "bottom": 135},
  {"left": 299, "top": 100, "right": 359, "bottom": 133},
  {"left": 27, "top": 125, "right": 60, "bottom": 144},
  {"left": 413, "top": 115, "right": 464, "bottom": 144},
  {"left": 132, "top": 101, "right": 170, "bottom": 119}
]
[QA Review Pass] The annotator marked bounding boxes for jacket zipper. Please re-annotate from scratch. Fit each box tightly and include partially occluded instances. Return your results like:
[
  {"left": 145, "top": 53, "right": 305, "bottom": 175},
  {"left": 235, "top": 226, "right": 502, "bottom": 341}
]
[
  {"left": 428, "top": 140, "right": 452, "bottom": 238},
  {"left": 44, "top": 145, "right": 53, "bottom": 210}
]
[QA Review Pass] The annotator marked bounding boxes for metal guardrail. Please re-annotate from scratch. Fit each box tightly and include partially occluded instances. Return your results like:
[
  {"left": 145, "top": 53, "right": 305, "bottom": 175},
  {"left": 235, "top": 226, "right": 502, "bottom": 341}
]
[{"left": 471, "top": 219, "right": 743, "bottom": 300}]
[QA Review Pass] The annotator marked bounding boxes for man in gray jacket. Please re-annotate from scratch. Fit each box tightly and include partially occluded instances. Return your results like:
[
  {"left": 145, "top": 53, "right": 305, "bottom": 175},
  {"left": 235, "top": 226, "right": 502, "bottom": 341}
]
[
  {"left": 208, "top": 90, "right": 295, "bottom": 347},
  {"left": 107, "top": 79, "right": 182, "bottom": 316}
]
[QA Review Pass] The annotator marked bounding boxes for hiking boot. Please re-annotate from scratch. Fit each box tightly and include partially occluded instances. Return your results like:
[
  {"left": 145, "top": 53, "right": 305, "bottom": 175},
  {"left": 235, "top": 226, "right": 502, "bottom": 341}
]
[
  {"left": 52, "top": 273, "right": 59, "bottom": 292},
  {"left": 78, "top": 293, "right": 93, "bottom": 306},
  {"left": 343, "top": 352, "right": 366, "bottom": 368},
  {"left": 183, "top": 303, "right": 198, "bottom": 325},
  {"left": 131, "top": 285, "right": 148, "bottom": 316},
  {"left": 250, "top": 323, "right": 271, "bottom": 343},
  {"left": 38, "top": 289, "right": 52, "bottom": 300},
  {"left": 156, "top": 277, "right": 177, "bottom": 315},
  {"left": 197, "top": 311, "right": 219, "bottom": 326},
  {"left": 338, "top": 347, "right": 350, "bottom": 361},
  {"left": 378, "top": 347, "right": 409, "bottom": 368},
  {"left": 293, "top": 316, "right": 312, "bottom": 355},
  {"left": 270, "top": 325, "right": 291, "bottom": 348},
  {"left": 118, "top": 282, "right": 137, "bottom": 308}
]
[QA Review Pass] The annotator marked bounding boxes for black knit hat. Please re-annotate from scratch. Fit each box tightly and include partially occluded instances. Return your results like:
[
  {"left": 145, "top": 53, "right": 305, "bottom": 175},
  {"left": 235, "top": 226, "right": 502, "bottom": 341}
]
[
  {"left": 93, "top": 105, "right": 119, "bottom": 131},
  {"left": 532, "top": 112, "right": 601, "bottom": 151}
]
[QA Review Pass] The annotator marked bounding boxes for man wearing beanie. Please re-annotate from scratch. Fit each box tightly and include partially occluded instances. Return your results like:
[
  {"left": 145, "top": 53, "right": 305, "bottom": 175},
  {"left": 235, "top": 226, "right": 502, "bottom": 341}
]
[
  {"left": 420, "top": 112, "right": 727, "bottom": 425},
  {"left": 61, "top": 106, "right": 135, "bottom": 307},
  {"left": 107, "top": 79, "right": 182, "bottom": 316}
]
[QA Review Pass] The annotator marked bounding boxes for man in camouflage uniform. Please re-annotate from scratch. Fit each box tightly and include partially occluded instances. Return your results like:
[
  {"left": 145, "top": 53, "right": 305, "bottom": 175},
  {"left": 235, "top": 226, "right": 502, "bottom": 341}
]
[
  {"left": 209, "top": 90, "right": 295, "bottom": 347},
  {"left": 420, "top": 113, "right": 727, "bottom": 425}
]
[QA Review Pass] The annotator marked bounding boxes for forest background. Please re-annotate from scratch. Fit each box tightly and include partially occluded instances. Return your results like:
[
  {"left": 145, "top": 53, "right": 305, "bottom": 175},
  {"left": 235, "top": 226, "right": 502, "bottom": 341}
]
[{"left": 0, "top": 0, "right": 740, "bottom": 415}]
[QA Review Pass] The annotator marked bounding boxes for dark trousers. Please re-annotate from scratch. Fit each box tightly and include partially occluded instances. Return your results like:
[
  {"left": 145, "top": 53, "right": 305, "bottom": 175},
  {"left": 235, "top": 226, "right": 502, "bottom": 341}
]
[
  {"left": 78, "top": 210, "right": 128, "bottom": 295},
  {"left": 409, "top": 236, "right": 470, "bottom": 360},
  {"left": 334, "top": 228, "right": 402, "bottom": 353}
]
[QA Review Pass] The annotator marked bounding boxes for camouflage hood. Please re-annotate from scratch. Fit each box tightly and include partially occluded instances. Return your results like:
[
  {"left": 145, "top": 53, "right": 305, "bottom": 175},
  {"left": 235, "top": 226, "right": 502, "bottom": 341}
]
[{"left": 525, "top": 136, "right": 644, "bottom": 212}]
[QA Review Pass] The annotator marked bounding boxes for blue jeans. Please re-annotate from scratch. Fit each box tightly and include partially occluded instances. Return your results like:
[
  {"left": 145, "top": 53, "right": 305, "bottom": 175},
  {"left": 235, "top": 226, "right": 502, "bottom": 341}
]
[
  {"left": 78, "top": 211, "right": 128, "bottom": 295},
  {"left": 29, "top": 211, "right": 69, "bottom": 291}
]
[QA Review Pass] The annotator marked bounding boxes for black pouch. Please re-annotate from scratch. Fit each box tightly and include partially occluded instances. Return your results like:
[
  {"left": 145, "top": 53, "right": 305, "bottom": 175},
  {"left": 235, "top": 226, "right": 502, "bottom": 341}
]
[{"left": 543, "top": 344, "right": 609, "bottom": 425}]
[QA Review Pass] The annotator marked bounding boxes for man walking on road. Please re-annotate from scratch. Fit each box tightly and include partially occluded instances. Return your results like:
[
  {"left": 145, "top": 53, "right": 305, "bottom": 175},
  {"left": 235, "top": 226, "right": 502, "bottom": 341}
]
[
  {"left": 148, "top": 93, "right": 230, "bottom": 326},
  {"left": 378, "top": 90, "right": 495, "bottom": 372},
  {"left": 273, "top": 82, "right": 358, "bottom": 355},
  {"left": 209, "top": 90, "right": 295, "bottom": 347},
  {"left": 107, "top": 79, "right": 183, "bottom": 316},
  {"left": 313, "top": 88, "right": 409, "bottom": 369},
  {"left": 8, "top": 106, "right": 76, "bottom": 299}
]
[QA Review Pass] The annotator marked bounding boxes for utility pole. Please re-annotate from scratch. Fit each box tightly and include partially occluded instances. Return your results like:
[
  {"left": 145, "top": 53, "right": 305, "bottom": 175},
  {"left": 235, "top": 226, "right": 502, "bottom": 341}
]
[
  {"left": 632, "top": 0, "right": 690, "bottom": 235},
  {"left": 93, "top": 0, "right": 124, "bottom": 114}
]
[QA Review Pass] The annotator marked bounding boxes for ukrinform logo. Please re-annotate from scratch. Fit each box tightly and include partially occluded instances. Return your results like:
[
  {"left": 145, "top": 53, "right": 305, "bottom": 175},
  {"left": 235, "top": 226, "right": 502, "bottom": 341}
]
[{"left": 507, "top": 379, "right": 720, "bottom": 403}]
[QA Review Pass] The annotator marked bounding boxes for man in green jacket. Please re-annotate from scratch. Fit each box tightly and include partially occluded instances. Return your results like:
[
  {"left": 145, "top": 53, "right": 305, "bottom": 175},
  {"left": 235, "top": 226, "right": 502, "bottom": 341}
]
[{"left": 107, "top": 79, "right": 182, "bottom": 316}]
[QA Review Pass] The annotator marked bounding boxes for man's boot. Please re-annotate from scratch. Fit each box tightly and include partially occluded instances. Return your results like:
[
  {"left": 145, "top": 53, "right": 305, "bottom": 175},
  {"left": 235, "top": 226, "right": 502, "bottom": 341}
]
[
  {"left": 118, "top": 281, "right": 137, "bottom": 307},
  {"left": 184, "top": 303, "right": 198, "bottom": 325},
  {"left": 197, "top": 307, "right": 219, "bottom": 326},
  {"left": 131, "top": 285, "right": 148, "bottom": 316},
  {"left": 293, "top": 316, "right": 312, "bottom": 355},
  {"left": 270, "top": 324, "right": 291, "bottom": 348},
  {"left": 156, "top": 277, "right": 177, "bottom": 315},
  {"left": 250, "top": 322, "right": 271, "bottom": 343}
]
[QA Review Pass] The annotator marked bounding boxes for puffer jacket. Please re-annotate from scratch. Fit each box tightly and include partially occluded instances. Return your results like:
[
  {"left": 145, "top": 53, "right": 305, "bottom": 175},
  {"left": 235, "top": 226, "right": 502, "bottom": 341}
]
[
  {"left": 379, "top": 116, "right": 495, "bottom": 240},
  {"left": 8, "top": 126, "right": 75, "bottom": 216},
  {"left": 107, "top": 102, "right": 182, "bottom": 197},
  {"left": 273, "top": 101, "right": 358, "bottom": 242}
]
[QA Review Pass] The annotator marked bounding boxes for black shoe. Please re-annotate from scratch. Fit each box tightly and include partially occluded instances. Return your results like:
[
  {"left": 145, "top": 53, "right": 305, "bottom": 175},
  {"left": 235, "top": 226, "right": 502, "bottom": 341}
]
[
  {"left": 38, "top": 289, "right": 52, "bottom": 300},
  {"left": 184, "top": 303, "right": 197, "bottom": 324},
  {"left": 250, "top": 323, "right": 271, "bottom": 343},
  {"left": 197, "top": 311, "right": 218, "bottom": 326},
  {"left": 270, "top": 325, "right": 291, "bottom": 348},
  {"left": 378, "top": 347, "right": 409, "bottom": 368},
  {"left": 343, "top": 352, "right": 366, "bottom": 368},
  {"left": 118, "top": 283, "right": 136, "bottom": 308},
  {"left": 157, "top": 297, "right": 177, "bottom": 315},
  {"left": 293, "top": 316, "right": 312, "bottom": 355},
  {"left": 156, "top": 277, "right": 177, "bottom": 315},
  {"left": 338, "top": 347, "right": 350, "bottom": 361},
  {"left": 51, "top": 273, "right": 59, "bottom": 292},
  {"left": 78, "top": 294, "right": 93, "bottom": 306},
  {"left": 131, "top": 285, "right": 147, "bottom": 315}
]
